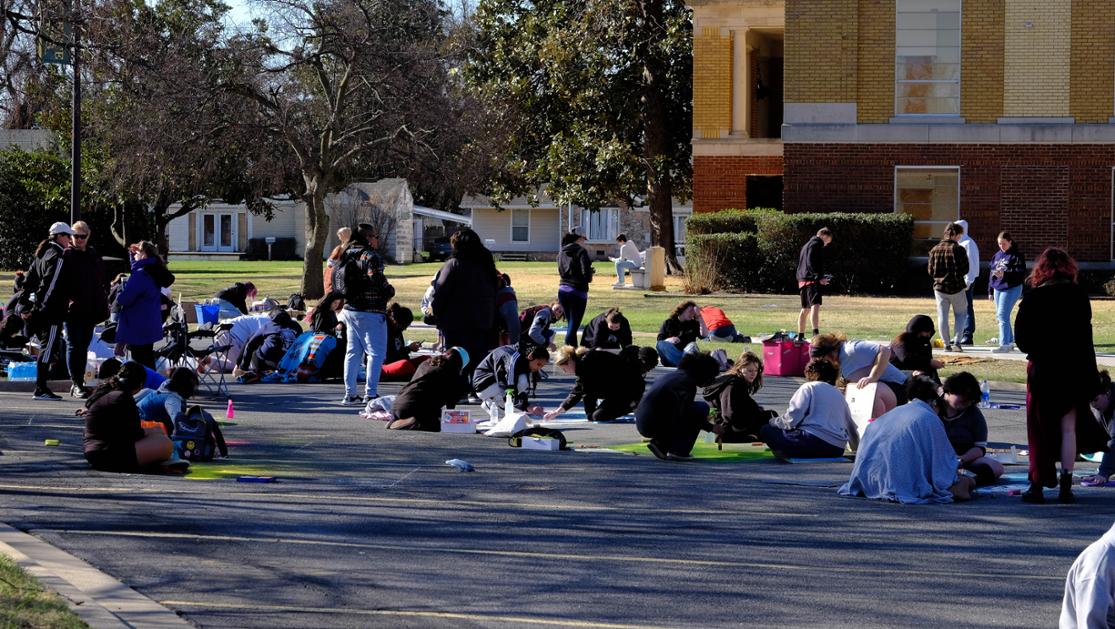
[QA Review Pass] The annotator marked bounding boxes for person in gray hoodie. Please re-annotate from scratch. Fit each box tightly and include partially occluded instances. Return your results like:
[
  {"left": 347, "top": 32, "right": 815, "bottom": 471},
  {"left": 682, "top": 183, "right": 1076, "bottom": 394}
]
[
  {"left": 760, "top": 358, "right": 859, "bottom": 459},
  {"left": 954, "top": 219, "right": 980, "bottom": 345}
]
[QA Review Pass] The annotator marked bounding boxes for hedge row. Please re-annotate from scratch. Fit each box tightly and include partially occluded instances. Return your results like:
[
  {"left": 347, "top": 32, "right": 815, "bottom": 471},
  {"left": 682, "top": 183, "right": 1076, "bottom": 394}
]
[
  {"left": 685, "top": 209, "right": 914, "bottom": 295},
  {"left": 685, "top": 208, "right": 776, "bottom": 235}
]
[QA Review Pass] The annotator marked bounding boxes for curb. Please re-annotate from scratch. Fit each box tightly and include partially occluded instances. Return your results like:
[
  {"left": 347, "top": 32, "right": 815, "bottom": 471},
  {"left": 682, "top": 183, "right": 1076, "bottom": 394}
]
[{"left": 0, "top": 522, "right": 192, "bottom": 628}]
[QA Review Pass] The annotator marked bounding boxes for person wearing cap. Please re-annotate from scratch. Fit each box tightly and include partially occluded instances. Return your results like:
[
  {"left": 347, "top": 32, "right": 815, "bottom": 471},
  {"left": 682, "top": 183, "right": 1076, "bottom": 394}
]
[
  {"left": 386, "top": 347, "right": 471, "bottom": 431},
  {"left": 21, "top": 222, "right": 76, "bottom": 400},
  {"left": 63, "top": 221, "right": 109, "bottom": 398}
]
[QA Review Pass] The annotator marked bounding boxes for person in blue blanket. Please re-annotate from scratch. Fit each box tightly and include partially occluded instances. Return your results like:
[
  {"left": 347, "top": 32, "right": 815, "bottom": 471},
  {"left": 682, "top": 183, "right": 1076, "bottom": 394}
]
[{"left": 635, "top": 352, "right": 721, "bottom": 460}]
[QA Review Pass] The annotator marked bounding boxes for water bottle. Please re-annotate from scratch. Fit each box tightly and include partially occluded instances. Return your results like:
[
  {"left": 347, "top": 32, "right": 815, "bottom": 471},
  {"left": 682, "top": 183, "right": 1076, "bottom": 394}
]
[
  {"left": 504, "top": 389, "right": 516, "bottom": 416},
  {"left": 979, "top": 380, "right": 991, "bottom": 409}
]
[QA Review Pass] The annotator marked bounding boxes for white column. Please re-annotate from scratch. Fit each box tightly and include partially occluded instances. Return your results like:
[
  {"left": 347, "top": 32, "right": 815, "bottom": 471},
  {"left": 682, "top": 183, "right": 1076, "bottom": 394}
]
[{"left": 731, "top": 28, "right": 751, "bottom": 137}]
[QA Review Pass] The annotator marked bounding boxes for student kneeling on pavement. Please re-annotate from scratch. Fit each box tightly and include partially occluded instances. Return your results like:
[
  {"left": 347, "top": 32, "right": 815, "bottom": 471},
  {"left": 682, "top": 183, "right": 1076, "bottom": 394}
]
[
  {"left": 386, "top": 347, "right": 470, "bottom": 431},
  {"left": 939, "top": 371, "right": 1004, "bottom": 485},
  {"left": 81, "top": 361, "right": 175, "bottom": 473},
  {"left": 1082, "top": 370, "right": 1115, "bottom": 487},
  {"left": 761, "top": 358, "right": 859, "bottom": 459},
  {"left": 544, "top": 346, "right": 659, "bottom": 422},
  {"left": 635, "top": 352, "right": 721, "bottom": 460},
  {"left": 705, "top": 351, "right": 778, "bottom": 443},
  {"left": 471, "top": 344, "right": 549, "bottom": 417}
]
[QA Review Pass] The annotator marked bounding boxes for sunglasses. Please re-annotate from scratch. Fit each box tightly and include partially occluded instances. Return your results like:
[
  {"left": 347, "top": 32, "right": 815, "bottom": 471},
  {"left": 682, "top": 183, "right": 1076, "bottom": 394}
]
[{"left": 74, "top": 234, "right": 89, "bottom": 240}]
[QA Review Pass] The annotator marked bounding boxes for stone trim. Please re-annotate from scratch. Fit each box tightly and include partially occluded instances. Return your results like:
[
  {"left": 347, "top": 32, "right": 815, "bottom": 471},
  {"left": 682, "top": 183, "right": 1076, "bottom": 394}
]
[{"left": 783, "top": 122, "right": 1115, "bottom": 143}]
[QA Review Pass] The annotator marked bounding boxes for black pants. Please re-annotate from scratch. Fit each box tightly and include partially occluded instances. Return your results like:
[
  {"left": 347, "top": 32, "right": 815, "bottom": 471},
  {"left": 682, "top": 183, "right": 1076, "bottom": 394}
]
[
  {"left": 443, "top": 327, "right": 494, "bottom": 393},
  {"left": 636, "top": 401, "right": 711, "bottom": 457},
  {"left": 128, "top": 344, "right": 156, "bottom": 369},
  {"left": 557, "top": 290, "right": 587, "bottom": 348},
  {"left": 585, "top": 395, "right": 638, "bottom": 422},
  {"left": 36, "top": 322, "right": 66, "bottom": 389}
]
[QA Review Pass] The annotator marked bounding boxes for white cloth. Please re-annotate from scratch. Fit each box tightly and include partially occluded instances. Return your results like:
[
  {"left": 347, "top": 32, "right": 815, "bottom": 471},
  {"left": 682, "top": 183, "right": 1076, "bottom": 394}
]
[
  {"left": 1061, "top": 523, "right": 1115, "bottom": 629},
  {"left": 838, "top": 399, "right": 959, "bottom": 504},
  {"left": 771, "top": 381, "right": 859, "bottom": 451},
  {"left": 956, "top": 219, "right": 979, "bottom": 287},
  {"left": 211, "top": 313, "right": 278, "bottom": 372},
  {"left": 619, "top": 241, "right": 641, "bottom": 265}
]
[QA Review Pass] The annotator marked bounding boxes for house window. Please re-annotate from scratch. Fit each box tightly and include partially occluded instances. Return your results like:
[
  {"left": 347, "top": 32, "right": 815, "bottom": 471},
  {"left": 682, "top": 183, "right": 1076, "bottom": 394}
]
[
  {"left": 895, "top": 167, "right": 959, "bottom": 252},
  {"left": 895, "top": 0, "right": 961, "bottom": 116},
  {"left": 511, "top": 209, "right": 530, "bottom": 243},
  {"left": 579, "top": 208, "right": 619, "bottom": 241},
  {"left": 674, "top": 215, "right": 688, "bottom": 258}
]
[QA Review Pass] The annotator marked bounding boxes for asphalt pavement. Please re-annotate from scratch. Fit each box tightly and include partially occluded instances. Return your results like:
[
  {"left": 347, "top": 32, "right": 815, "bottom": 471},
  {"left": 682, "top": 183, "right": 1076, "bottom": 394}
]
[{"left": 0, "top": 367, "right": 1113, "bottom": 628}]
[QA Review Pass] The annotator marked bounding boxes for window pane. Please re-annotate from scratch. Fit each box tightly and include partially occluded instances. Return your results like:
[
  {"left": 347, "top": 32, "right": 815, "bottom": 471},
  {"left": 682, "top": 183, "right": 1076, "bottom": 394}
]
[
  {"left": 897, "top": 61, "right": 960, "bottom": 81},
  {"left": 511, "top": 210, "right": 529, "bottom": 242},
  {"left": 897, "top": 0, "right": 960, "bottom": 13},
  {"left": 203, "top": 215, "right": 215, "bottom": 247},
  {"left": 220, "top": 215, "right": 232, "bottom": 247},
  {"left": 896, "top": 168, "right": 959, "bottom": 243}
]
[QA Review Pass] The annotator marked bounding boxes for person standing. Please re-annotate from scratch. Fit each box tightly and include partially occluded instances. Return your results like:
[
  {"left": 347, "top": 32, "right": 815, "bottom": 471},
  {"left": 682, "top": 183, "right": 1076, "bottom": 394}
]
[
  {"left": 21, "top": 222, "right": 76, "bottom": 400},
  {"left": 613, "top": 233, "right": 641, "bottom": 288},
  {"left": 987, "top": 231, "right": 1026, "bottom": 353},
  {"left": 955, "top": 220, "right": 980, "bottom": 346},
  {"left": 337, "top": 223, "right": 395, "bottom": 405},
  {"left": 796, "top": 228, "right": 832, "bottom": 341},
  {"left": 927, "top": 223, "right": 970, "bottom": 352},
  {"left": 558, "top": 232, "right": 594, "bottom": 347},
  {"left": 1015, "top": 247, "right": 1108, "bottom": 504},
  {"left": 63, "top": 221, "right": 109, "bottom": 398},
  {"left": 115, "top": 241, "right": 174, "bottom": 370},
  {"left": 432, "top": 229, "right": 498, "bottom": 390}
]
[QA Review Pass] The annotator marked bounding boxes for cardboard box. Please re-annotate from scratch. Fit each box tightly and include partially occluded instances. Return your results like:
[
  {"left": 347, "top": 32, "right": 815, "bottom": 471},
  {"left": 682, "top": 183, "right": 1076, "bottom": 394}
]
[
  {"left": 440, "top": 410, "right": 476, "bottom": 434},
  {"left": 520, "top": 436, "right": 561, "bottom": 451}
]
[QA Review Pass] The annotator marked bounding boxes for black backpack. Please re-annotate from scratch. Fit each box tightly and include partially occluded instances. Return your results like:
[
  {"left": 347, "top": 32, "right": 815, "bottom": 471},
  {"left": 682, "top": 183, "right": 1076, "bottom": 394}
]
[
  {"left": 287, "top": 293, "right": 306, "bottom": 311},
  {"left": 331, "top": 249, "right": 362, "bottom": 299},
  {"left": 172, "top": 405, "right": 228, "bottom": 462}
]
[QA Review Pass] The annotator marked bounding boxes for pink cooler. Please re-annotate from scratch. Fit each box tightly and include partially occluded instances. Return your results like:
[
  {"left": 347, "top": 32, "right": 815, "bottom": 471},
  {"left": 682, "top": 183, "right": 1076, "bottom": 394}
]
[{"left": 762, "top": 338, "right": 811, "bottom": 377}]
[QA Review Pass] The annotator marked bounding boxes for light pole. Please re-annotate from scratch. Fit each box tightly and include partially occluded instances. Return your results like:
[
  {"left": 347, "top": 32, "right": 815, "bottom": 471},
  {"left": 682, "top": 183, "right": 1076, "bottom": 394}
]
[{"left": 70, "top": 0, "right": 81, "bottom": 224}]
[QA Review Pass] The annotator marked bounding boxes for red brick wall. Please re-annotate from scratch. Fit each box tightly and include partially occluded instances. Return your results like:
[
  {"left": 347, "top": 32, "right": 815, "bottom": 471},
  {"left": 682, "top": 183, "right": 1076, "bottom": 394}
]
[
  {"left": 782, "top": 144, "right": 1114, "bottom": 261},
  {"left": 692, "top": 155, "right": 785, "bottom": 213}
]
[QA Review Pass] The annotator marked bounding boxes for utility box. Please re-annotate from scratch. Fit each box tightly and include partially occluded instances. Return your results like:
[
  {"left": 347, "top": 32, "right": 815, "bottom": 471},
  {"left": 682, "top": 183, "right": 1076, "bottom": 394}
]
[{"left": 646, "top": 246, "right": 666, "bottom": 291}]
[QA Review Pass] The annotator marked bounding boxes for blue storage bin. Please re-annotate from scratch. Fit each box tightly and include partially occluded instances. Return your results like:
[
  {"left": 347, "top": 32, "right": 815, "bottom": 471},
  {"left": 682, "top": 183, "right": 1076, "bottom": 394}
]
[
  {"left": 8, "top": 362, "right": 37, "bottom": 381},
  {"left": 195, "top": 303, "right": 220, "bottom": 325}
]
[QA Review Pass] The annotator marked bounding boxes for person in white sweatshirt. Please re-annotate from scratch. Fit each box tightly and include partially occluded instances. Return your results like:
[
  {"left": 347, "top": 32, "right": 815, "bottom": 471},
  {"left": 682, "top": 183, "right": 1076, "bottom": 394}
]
[
  {"left": 760, "top": 358, "right": 859, "bottom": 459},
  {"left": 1061, "top": 522, "right": 1115, "bottom": 629},
  {"left": 613, "top": 234, "right": 642, "bottom": 288},
  {"left": 955, "top": 219, "right": 980, "bottom": 345}
]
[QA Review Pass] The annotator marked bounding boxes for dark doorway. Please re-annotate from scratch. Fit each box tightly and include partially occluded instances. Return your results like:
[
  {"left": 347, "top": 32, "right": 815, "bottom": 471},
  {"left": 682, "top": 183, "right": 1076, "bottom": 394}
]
[{"left": 746, "top": 175, "right": 783, "bottom": 210}]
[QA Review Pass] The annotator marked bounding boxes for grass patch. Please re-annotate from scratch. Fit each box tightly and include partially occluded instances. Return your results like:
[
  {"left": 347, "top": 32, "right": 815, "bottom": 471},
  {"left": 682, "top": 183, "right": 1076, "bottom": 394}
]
[{"left": 0, "top": 553, "right": 87, "bottom": 628}]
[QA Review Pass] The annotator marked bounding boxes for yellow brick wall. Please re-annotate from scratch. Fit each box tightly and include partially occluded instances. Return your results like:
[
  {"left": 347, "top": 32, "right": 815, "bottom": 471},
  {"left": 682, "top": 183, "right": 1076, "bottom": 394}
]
[
  {"left": 1003, "top": 0, "right": 1071, "bottom": 116},
  {"left": 692, "top": 26, "right": 733, "bottom": 139},
  {"left": 1071, "top": 0, "right": 1115, "bottom": 122},
  {"left": 784, "top": 0, "right": 858, "bottom": 103},
  {"left": 856, "top": 0, "right": 893, "bottom": 123},
  {"left": 961, "top": 0, "right": 1004, "bottom": 122}
]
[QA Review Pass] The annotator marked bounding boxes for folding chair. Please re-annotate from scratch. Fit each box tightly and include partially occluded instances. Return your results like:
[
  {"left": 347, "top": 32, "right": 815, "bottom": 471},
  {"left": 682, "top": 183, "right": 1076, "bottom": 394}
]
[{"left": 159, "top": 302, "right": 231, "bottom": 398}]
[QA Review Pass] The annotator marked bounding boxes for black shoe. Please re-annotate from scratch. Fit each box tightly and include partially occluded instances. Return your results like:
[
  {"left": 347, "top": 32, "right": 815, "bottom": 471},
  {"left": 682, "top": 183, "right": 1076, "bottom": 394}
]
[
  {"left": 1059, "top": 471, "right": 1076, "bottom": 504},
  {"left": 70, "top": 384, "right": 89, "bottom": 399},
  {"left": 645, "top": 439, "right": 669, "bottom": 460},
  {"left": 33, "top": 389, "right": 62, "bottom": 401},
  {"left": 958, "top": 338, "right": 973, "bottom": 346},
  {"left": 1021, "top": 482, "right": 1045, "bottom": 504}
]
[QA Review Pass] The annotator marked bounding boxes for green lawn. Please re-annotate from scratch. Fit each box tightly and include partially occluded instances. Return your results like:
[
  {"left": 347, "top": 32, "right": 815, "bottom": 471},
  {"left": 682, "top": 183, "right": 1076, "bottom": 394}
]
[
  {"left": 0, "top": 554, "right": 87, "bottom": 628},
  {"left": 6, "top": 258, "right": 1106, "bottom": 384}
]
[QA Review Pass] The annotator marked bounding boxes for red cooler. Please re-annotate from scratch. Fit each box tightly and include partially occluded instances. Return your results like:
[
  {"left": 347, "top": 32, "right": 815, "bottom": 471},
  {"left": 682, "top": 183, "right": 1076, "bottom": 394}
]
[{"left": 762, "top": 337, "right": 811, "bottom": 377}]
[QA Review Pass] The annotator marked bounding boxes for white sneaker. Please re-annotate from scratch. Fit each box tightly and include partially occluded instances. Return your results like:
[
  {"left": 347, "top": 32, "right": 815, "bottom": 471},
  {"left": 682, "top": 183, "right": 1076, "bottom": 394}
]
[
  {"left": 612, "top": 282, "right": 626, "bottom": 289},
  {"left": 991, "top": 345, "right": 1011, "bottom": 353}
]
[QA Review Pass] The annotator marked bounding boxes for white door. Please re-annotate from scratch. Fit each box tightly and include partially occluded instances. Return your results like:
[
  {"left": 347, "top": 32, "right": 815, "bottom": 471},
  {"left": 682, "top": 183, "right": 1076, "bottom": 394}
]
[{"left": 201, "top": 213, "right": 238, "bottom": 252}]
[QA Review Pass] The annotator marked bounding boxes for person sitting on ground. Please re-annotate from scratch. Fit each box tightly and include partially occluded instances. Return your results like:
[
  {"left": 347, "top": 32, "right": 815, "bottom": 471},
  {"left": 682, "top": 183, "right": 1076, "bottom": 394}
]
[
  {"left": 380, "top": 303, "right": 427, "bottom": 382},
  {"left": 580, "top": 308, "right": 633, "bottom": 350},
  {"left": 135, "top": 367, "right": 199, "bottom": 436},
  {"left": 612, "top": 233, "right": 642, "bottom": 288},
  {"left": 98, "top": 356, "right": 165, "bottom": 392},
  {"left": 761, "top": 358, "right": 858, "bottom": 459},
  {"left": 520, "top": 302, "right": 564, "bottom": 352},
  {"left": 213, "top": 282, "right": 257, "bottom": 319},
  {"left": 544, "top": 345, "right": 659, "bottom": 422},
  {"left": 496, "top": 272, "right": 520, "bottom": 346},
  {"left": 82, "top": 360, "right": 175, "bottom": 473},
  {"left": 308, "top": 292, "right": 346, "bottom": 380},
  {"left": 704, "top": 351, "right": 778, "bottom": 443},
  {"left": 656, "top": 301, "right": 708, "bottom": 367},
  {"left": 940, "top": 371, "right": 1004, "bottom": 485},
  {"left": 471, "top": 344, "right": 549, "bottom": 417},
  {"left": 635, "top": 352, "right": 721, "bottom": 460},
  {"left": 811, "top": 332, "right": 908, "bottom": 418},
  {"left": 701, "top": 306, "right": 749, "bottom": 343},
  {"left": 1082, "top": 370, "right": 1115, "bottom": 488},
  {"left": 890, "top": 314, "right": 944, "bottom": 382},
  {"left": 838, "top": 375, "right": 976, "bottom": 504},
  {"left": 1060, "top": 522, "right": 1115, "bottom": 627},
  {"left": 387, "top": 347, "right": 471, "bottom": 431}
]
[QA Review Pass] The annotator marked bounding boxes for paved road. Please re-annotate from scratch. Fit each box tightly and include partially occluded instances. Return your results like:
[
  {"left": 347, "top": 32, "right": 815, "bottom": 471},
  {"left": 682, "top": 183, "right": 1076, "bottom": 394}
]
[{"left": 0, "top": 370, "right": 1112, "bottom": 628}]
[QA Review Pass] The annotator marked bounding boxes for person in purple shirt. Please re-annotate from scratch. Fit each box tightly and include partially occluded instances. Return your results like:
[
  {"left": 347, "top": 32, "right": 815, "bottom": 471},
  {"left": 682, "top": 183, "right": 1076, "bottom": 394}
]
[{"left": 987, "top": 231, "right": 1026, "bottom": 353}]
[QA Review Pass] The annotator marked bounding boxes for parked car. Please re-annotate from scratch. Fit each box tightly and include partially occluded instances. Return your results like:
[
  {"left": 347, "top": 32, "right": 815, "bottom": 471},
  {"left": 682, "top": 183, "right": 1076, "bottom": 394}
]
[{"left": 426, "top": 237, "right": 452, "bottom": 261}]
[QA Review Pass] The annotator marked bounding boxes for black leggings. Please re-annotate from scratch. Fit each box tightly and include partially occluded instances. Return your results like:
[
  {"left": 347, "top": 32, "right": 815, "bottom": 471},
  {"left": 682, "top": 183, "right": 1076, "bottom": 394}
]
[
  {"left": 558, "top": 291, "right": 587, "bottom": 348},
  {"left": 128, "top": 344, "right": 156, "bottom": 369}
]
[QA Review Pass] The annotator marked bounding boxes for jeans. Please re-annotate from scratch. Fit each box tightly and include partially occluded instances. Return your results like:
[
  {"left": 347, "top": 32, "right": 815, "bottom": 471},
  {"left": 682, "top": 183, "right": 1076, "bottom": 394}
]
[
  {"left": 961, "top": 285, "right": 975, "bottom": 342},
  {"left": 934, "top": 290, "right": 968, "bottom": 346},
  {"left": 993, "top": 284, "right": 1023, "bottom": 346},
  {"left": 65, "top": 318, "right": 95, "bottom": 386},
  {"left": 759, "top": 425, "right": 844, "bottom": 459},
  {"left": 558, "top": 289, "right": 587, "bottom": 348},
  {"left": 707, "top": 325, "right": 744, "bottom": 342},
  {"left": 498, "top": 300, "right": 521, "bottom": 345},
  {"left": 615, "top": 259, "right": 640, "bottom": 284},
  {"left": 342, "top": 310, "right": 387, "bottom": 399},
  {"left": 656, "top": 340, "right": 700, "bottom": 367}
]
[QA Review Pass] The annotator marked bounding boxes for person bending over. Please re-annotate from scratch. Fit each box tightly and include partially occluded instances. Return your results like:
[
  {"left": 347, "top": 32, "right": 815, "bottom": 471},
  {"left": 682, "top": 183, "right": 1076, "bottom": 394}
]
[
  {"left": 656, "top": 301, "right": 707, "bottom": 367},
  {"left": 812, "top": 332, "right": 908, "bottom": 418},
  {"left": 838, "top": 376, "right": 975, "bottom": 504},
  {"left": 545, "top": 346, "right": 658, "bottom": 423},
  {"left": 761, "top": 358, "right": 858, "bottom": 459},
  {"left": 520, "top": 301, "right": 564, "bottom": 352},
  {"left": 580, "top": 308, "right": 633, "bottom": 350},
  {"left": 701, "top": 306, "right": 748, "bottom": 343},
  {"left": 98, "top": 356, "right": 165, "bottom": 391},
  {"left": 890, "top": 314, "right": 944, "bottom": 382},
  {"left": 387, "top": 347, "right": 470, "bottom": 431},
  {"left": 940, "top": 371, "right": 1004, "bottom": 485},
  {"left": 635, "top": 352, "right": 721, "bottom": 460},
  {"left": 704, "top": 351, "right": 778, "bottom": 443},
  {"left": 213, "top": 281, "right": 257, "bottom": 319},
  {"left": 471, "top": 344, "right": 549, "bottom": 417},
  {"left": 135, "top": 367, "right": 199, "bottom": 436},
  {"left": 82, "top": 361, "right": 174, "bottom": 473},
  {"left": 1082, "top": 370, "right": 1115, "bottom": 488}
]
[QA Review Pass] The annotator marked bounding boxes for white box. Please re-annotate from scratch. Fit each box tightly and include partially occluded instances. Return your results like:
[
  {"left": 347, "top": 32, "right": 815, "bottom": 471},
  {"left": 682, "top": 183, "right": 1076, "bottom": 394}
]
[
  {"left": 520, "top": 436, "right": 561, "bottom": 451},
  {"left": 440, "top": 410, "right": 476, "bottom": 434}
]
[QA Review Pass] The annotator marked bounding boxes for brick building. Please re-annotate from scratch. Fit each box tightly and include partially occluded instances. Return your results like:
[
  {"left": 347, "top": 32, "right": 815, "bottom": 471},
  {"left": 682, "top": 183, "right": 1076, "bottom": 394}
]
[{"left": 690, "top": 0, "right": 1115, "bottom": 263}]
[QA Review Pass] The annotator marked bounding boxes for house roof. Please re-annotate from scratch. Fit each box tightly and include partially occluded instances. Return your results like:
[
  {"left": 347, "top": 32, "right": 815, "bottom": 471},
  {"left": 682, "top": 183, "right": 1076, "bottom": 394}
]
[{"left": 414, "top": 205, "right": 472, "bottom": 225}]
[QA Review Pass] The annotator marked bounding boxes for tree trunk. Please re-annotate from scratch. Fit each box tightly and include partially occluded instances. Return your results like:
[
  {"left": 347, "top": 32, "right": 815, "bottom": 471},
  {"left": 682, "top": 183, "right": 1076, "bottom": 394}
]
[
  {"left": 639, "top": 0, "right": 681, "bottom": 273},
  {"left": 301, "top": 179, "right": 330, "bottom": 300},
  {"left": 151, "top": 195, "right": 173, "bottom": 257}
]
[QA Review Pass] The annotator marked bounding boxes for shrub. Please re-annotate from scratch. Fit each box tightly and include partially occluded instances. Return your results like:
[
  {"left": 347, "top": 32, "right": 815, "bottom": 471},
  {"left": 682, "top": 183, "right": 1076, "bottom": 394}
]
[
  {"left": 0, "top": 149, "right": 70, "bottom": 271},
  {"left": 684, "top": 232, "right": 759, "bottom": 293},
  {"left": 685, "top": 208, "right": 773, "bottom": 235}
]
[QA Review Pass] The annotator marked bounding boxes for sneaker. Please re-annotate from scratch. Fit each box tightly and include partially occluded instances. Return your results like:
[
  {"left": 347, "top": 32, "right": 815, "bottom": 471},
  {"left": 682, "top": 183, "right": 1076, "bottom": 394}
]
[
  {"left": 340, "top": 395, "right": 364, "bottom": 406},
  {"left": 612, "top": 282, "right": 626, "bottom": 288},
  {"left": 645, "top": 439, "right": 669, "bottom": 460},
  {"left": 666, "top": 451, "right": 695, "bottom": 461},
  {"left": 467, "top": 393, "right": 482, "bottom": 405},
  {"left": 986, "top": 337, "right": 999, "bottom": 346},
  {"left": 991, "top": 345, "right": 1011, "bottom": 353},
  {"left": 33, "top": 389, "right": 63, "bottom": 401},
  {"left": 70, "top": 384, "right": 90, "bottom": 399}
]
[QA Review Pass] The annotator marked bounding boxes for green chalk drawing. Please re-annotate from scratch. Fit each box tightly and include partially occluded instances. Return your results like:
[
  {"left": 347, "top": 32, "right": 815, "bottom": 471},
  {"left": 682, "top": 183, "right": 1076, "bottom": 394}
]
[{"left": 607, "top": 441, "right": 774, "bottom": 462}]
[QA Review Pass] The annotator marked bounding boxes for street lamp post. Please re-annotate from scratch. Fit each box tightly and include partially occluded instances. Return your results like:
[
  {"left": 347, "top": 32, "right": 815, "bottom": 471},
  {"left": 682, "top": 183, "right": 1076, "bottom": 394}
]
[{"left": 70, "top": 0, "right": 81, "bottom": 224}]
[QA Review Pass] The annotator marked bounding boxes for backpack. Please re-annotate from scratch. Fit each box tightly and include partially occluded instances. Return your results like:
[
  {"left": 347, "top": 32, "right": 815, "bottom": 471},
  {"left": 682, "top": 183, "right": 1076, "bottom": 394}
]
[
  {"left": 262, "top": 331, "right": 338, "bottom": 383},
  {"left": 287, "top": 293, "right": 306, "bottom": 311},
  {"left": 332, "top": 248, "right": 364, "bottom": 300},
  {"left": 172, "top": 405, "right": 228, "bottom": 462}
]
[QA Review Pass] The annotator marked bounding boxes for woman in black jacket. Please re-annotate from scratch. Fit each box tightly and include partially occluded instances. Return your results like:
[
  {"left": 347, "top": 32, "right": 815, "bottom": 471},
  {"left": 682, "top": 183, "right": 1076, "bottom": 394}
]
[
  {"left": 889, "top": 314, "right": 944, "bottom": 382},
  {"left": 557, "top": 232, "right": 594, "bottom": 347},
  {"left": 82, "top": 361, "right": 174, "bottom": 472},
  {"left": 386, "top": 348, "right": 470, "bottom": 431},
  {"left": 580, "top": 308, "right": 633, "bottom": 350},
  {"left": 214, "top": 282, "right": 257, "bottom": 318},
  {"left": 703, "top": 351, "right": 777, "bottom": 442},
  {"left": 544, "top": 345, "right": 658, "bottom": 422},
  {"left": 433, "top": 229, "right": 498, "bottom": 386},
  {"left": 1015, "top": 247, "right": 1109, "bottom": 504}
]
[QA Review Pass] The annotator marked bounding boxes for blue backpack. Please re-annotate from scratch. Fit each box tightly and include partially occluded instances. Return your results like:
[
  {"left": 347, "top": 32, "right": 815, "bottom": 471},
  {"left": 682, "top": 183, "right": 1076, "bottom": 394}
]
[
  {"left": 262, "top": 331, "right": 338, "bottom": 383},
  {"left": 172, "top": 405, "right": 228, "bottom": 462}
]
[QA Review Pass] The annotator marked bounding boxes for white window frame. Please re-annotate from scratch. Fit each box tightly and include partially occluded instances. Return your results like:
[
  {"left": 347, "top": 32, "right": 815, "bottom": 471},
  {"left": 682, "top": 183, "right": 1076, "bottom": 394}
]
[
  {"left": 510, "top": 208, "right": 531, "bottom": 243},
  {"left": 579, "top": 207, "right": 619, "bottom": 242},
  {"left": 894, "top": 165, "right": 961, "bottom": 241},
  {"left": 894, "top": 0, "right": 962, "bottom": 117},
  {"left": 674, "top": 215, "right": 688, "bottom": 258},
  {"left": 198, "top": 211, "right": 240, "bottom": 252}
]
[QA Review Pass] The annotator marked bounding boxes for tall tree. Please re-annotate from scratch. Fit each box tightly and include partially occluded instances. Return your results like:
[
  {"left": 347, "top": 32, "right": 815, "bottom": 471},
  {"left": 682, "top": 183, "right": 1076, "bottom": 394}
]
[{"left": 464, "top": 0, "right": 693, "bottom": 270}]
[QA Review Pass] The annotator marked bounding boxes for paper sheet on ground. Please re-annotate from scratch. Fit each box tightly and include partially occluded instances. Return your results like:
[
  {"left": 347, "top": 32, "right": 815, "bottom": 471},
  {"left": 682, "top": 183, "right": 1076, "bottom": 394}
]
[{"left": 845, "top": 382, "right": 877, "bottom": 437}]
